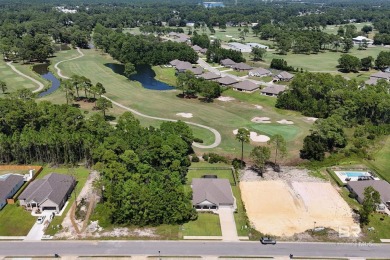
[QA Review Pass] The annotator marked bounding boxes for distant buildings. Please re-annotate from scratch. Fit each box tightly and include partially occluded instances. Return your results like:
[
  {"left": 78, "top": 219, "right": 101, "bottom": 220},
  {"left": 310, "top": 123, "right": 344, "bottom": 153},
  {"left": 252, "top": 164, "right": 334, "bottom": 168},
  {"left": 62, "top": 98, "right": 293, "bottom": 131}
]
[
  {"left": 203, "top": 2, "right": 225, "bottom": 8},
  {"left": 352, "top": 36, "right": 373, "bottom": 45},
  {"left": 226, "top": 42, "right": 269, "bottom": 53}
]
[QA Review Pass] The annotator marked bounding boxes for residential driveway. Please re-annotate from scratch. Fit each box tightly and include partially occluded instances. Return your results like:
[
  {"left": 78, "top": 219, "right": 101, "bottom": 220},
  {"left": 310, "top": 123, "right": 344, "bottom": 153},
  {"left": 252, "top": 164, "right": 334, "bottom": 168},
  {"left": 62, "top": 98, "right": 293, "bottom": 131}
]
[
  {"left": 218, "top": 207, "right": 239, "bottom": 241},
  {"left": 24, "top": 212, "right": 53, "bottom": 241}
]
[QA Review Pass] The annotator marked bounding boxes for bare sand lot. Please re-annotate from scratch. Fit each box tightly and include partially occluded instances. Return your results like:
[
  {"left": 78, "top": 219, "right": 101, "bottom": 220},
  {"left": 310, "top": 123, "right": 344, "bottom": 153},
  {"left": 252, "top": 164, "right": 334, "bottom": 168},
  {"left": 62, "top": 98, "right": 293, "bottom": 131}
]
[{"left": 240, "top": 180, "right": 359, "bottom": 237}]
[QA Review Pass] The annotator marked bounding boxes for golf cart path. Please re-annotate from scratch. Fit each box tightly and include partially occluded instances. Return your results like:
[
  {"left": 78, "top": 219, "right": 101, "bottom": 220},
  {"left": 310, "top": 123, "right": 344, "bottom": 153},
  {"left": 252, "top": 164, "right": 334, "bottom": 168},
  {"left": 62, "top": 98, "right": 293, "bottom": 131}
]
[
  {"left": 55, "top": 48, "right": 221, "bottom": 149},
  {"left": 6, "top": 61, "right": 45, "bottom": 93}
]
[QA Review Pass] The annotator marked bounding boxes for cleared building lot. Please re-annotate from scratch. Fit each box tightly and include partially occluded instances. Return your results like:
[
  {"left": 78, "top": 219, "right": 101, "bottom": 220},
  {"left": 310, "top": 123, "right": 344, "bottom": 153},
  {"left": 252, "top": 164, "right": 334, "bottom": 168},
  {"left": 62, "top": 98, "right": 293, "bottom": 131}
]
[{"left": 240, "top": 180, "right": 359, "bottom": 236}]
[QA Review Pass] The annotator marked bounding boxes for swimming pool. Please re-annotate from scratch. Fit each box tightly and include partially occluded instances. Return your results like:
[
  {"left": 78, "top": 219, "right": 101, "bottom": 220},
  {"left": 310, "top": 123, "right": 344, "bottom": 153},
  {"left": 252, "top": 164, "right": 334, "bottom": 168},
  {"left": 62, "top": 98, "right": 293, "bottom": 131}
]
[
  {"left": 333, "top": 170, "right": 375, "bottom": 184},
  {"left": 343, "top": 171, "right": 369, "bottom": 177}
]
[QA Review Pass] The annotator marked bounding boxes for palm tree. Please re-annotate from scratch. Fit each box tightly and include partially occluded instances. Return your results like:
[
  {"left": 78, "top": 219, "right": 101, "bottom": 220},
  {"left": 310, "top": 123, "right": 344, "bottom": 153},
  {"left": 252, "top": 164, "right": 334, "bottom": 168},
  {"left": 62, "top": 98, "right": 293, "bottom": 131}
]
[
  {"left": 0, "top": 80, "right": 7, "bottom": 93},
  {"left": 70, "top": 75, "right": 82, "bottom": 99},
  {"left": 267, "top": 134, "right": 287, "bottom": 165},
  {"left": 235, "top": 128, "right": 250, "bottom": 169},
  {"left": 61, "top": 79, "right": 75, "bottom": 105},
  {"left": 80, "top": 76, "right": 92, "bottom": 99}
]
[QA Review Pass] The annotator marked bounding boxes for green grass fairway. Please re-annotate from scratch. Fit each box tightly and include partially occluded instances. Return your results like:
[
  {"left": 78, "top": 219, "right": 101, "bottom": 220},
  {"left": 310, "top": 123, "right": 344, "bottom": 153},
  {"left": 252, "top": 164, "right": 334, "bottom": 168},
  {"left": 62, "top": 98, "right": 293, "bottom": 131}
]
[
  {"left": 0, "top": 60, "right": 46, "bottom": 96},
  {"left": 0, "top": 204, "right": 36, "bottom": 236},
  {"left": 182, "top": 212, "right": 222, "bottom": 236},
  {"left": 42, "top": 48, "right": 313, "bottom": 160}
]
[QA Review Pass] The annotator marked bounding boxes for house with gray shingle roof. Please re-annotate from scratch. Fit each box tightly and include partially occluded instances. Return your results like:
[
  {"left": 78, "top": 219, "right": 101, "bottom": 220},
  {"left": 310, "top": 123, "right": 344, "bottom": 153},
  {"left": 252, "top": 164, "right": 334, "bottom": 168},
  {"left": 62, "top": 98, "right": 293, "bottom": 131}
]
[
  {"left": 370, "top": 71, "right": 390, "bottom": 81},
  {"left": 347, "top": 180, "right": 390, "bottom": 208},
  {"left": 216, "top": 76, "right": 238, "bottom": 86},
  {"left": 198, "top": 71, "right": 221, "bottom": 80},
  {"left": 220, "top": 58, "right": 236, "bottom": 68},
  {"left": 0, "top": 174, "right": 25, "bottom": 210},
  {"left": 249, "top": 67, "right": 272, "bottom": 77},
  {"left": 261, "top": 84, "right": 286, "bottom": 97},
  {"left": 233, "top": 80, "right": 259, "bottom": 92},
  {"left": 232, "top": 62, "right": 252, "bottom": 71},
  {"left": 19, "top": 173, "right": 75, "bottom": 213},
  {"left": 191, "top": 178, "right": 234, "bottom": 210},
  {"left": 175, "top": 61, "right": 193, "bottom": 72},
  {"left": 273, "top": 71, "right": 294, "bottom": 81}
]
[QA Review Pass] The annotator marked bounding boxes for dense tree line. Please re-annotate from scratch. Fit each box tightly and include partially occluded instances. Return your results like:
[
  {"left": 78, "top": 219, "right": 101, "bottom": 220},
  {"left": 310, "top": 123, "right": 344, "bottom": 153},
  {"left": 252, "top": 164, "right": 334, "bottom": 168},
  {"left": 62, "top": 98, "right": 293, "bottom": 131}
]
[
  {"left": 276, "top": 73, "right": 390, "bottom": 161},
  {"left": 93, "top": 24, "right": 198, "bottom": 65},
  {"left": 176, "top": 71, "right": 221, "bottom": 101}
]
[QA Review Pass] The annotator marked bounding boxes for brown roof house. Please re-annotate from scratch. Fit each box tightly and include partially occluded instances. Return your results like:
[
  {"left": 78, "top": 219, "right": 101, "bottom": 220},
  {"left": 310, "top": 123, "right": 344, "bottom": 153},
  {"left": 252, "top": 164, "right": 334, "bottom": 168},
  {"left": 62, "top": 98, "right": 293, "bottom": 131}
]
[
  {"left": 233, "top": 80, "right": 259, "bottom": 92},
  {"left": 232, "top": 62, "right": 252, "bottom": 71},
  {"left": 174, "top": 61, "right": 193, "bottom": 73},
  {"left": 198, "top": 71, "right": 221, "bottom": 80},
  {"left": 249, "top": 67, "right": 272, "bottom": 77},
  {"left": 216, "top": 76, "right": 238, "bottom": 86},
  {"left": 347, "top": 180, "right": 390, "bottom": 209},
  {"left": 261, "top": 84, "right": 286, "bottom": 97},
  {"left": 273, "top": 71, "right": 294, "bottom": 81},
  {"left": 370, "top": 71, "right": 390, "bottom": 81},
  {"left": 19, "top": 173, "right": 75, "bottom": 213},
  {"left": 220, "top": 58, "right": 236, "bottom": 68},
  {"left": 186, "top": 67, "right": 203, "bottom": 75},
  {"left": 0, "top": 174, "right": 25, "bottom": 210},
  {"left": 192, "top": 45, "right": 207, "bottom": 54},
  {"left": 191, "top": 178, "right": 235, "bottom": 210}
]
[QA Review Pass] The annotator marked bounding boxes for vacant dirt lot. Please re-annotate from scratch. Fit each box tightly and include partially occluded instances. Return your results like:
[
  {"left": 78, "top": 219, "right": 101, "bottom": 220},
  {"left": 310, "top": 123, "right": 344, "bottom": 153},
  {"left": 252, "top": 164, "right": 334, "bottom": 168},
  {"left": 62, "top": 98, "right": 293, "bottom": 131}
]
[{"left": 240, "top": 169, "right": 359, "bottom": 237}]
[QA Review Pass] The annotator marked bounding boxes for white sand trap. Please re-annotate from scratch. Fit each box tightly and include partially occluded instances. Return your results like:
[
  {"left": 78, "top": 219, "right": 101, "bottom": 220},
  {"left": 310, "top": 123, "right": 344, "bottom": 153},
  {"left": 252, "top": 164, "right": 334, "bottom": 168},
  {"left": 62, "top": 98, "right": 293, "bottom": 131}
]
[
  {"left": 277, "top": 119, "right": 294, "bottom": 125},
  {"left": 233, "top": 128, "right": 248, "bottom": 135},
  {"left": 250, "top": 132, "right": 270, "bottom": 142},
  {"left": 305, "top": 117, "right": 318, "bottom": 122},
  {"left": 251, "top": 117, "right": 271, "bottom": 123},
  {"left": 217, "top": 96, "right": 235, "bottom": 102},
  {"left": 240, "top": 181, "right": 359, "bottom": 237},
  {"left": 176, "top": 113, "right": 193, "bottom": 118},
  {"left": 254, "top": 105, "right": 263, "bottom": 110}
]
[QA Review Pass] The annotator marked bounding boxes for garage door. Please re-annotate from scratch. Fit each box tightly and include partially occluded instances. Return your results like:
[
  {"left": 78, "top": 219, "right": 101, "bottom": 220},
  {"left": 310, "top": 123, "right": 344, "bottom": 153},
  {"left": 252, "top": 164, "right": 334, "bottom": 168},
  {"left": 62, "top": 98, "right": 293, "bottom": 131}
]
[{"left": 42, "top": 207, "right": 56, "bottom": 211}]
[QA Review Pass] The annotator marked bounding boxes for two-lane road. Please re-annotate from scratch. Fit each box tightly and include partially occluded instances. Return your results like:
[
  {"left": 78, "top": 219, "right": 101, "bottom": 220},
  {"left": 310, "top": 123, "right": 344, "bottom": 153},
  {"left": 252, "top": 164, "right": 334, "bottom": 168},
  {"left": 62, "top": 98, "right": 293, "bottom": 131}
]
[{"left": 0, "top": 241, "right": 389, "bottom": 258}]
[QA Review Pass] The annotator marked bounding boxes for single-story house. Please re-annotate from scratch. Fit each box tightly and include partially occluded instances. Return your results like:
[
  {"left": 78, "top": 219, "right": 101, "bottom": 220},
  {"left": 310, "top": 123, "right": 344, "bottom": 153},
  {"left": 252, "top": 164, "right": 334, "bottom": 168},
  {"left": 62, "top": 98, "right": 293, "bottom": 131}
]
[
  {"left": 192, "top": 45, "right": 207, "bottom": 54},
  {"left": 352, "top": 36, "right": 373, "bottom": 45},
  {"left": 261, "top": 85, "right": 286, "bottom": 97},
  {"left": 233, "top": 80, "right": 259, "bottom": 92},
  {"left": 246, "top": 43, "right": 269, "bottom": 50},
  {"left": 169, "top": 59, "right": 181, "bottom": 67},
  {"left": 365, "top": 78, "right": 378, "bottom": 85},
  {"left": 186, "top": 67, "right": 203, "bottom": 75},
  {"left": 370, "top": 71, "right": 390, "bottom": 81},
  {"left": 249, "top": 67, "right": 272, "bottom": 77},
  {"left": 19, "top": 173, "right": 76, "bottom": 213},
  {"left": 198, "top": 71, "right": 221, "bottom": 80},
  {"left": 232, "top": 62, "right": 252, "bottom": 71},
  {"left": 273, "top": 71, "right": 294, "bottom": 81},
  {"left": 216, "top": 76, "right": 238, "bottom": 86},
  {"left": 347, "top": 180, "right": 390, "bottom": 209},
  {"left": 0, "top": 174, "right": 25, "bottom": 210},
  {"left": 227, "top": 42, "right": 252, "bottom": 52},
  {"left": 220, "top": 58, "right": 236, "bottom": 68},
  {"left": 191, "top": 178, "right": 234, "bottom": 210},
  {"left": 175, "top": 61, "right": 193, "bottom": 72}
]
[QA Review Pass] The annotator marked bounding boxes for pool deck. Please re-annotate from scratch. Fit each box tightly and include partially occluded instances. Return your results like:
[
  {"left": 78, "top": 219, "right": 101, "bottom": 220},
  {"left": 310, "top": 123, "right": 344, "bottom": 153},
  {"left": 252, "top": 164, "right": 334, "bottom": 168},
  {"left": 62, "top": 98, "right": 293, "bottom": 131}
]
[{"left": 334, "top": 171, "right": 380, "bottom": 184}]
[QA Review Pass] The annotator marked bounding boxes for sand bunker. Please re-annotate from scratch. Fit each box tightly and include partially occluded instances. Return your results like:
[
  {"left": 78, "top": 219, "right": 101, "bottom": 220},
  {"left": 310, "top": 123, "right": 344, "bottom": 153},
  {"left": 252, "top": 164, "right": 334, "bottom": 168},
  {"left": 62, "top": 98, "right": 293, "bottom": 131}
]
[
  {"left": 251, "top": 117, "right": 271, "bottom": 123},
  {"left": 277, "top": 119, "right": 294, "bottom": 125},
  {"left": 233, "top": 128, "right": 248, "bottom": 135},
  {"left": 217, "top": 96, "right": 235, "bottom": 102},
  {"left": 250, "top": 132, "right": 270, "bottom": 142},
  {"left": 240, "top": 180, "right": 359, "bottom": 237},
  {"left": 305, "top": 117, "right": 318, "bottom": 122},
  {"left": 176, "top": 113, "right": 193, "bottom": 118},
  {"left": 254, "top": 105, "right": 263, "bottom": 110}
]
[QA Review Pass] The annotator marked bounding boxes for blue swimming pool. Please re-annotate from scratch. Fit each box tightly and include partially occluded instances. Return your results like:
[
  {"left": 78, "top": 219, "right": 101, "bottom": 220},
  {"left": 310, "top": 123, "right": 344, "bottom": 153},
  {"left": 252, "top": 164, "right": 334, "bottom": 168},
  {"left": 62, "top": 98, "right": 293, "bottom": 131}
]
[{"left": 343, "top": 171, "right": 369, "bottom": 177}]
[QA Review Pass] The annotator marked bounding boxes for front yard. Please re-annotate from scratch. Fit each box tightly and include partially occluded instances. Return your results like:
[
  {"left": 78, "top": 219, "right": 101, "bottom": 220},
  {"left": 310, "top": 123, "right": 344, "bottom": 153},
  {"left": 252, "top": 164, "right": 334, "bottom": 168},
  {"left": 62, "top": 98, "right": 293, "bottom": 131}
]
[
  {"left": 0, "top": 204, "right": 35, "bottom": 236},
  {"left": 182, "top": 212, "right": 222, "bottom": 236}
]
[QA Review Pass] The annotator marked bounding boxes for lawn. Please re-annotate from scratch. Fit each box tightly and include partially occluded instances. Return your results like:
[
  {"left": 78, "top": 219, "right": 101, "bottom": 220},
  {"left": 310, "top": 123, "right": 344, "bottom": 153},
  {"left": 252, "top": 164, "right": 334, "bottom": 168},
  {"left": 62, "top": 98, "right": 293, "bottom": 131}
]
[
  {"left": 152, "top": 66, "right": 177, "bottom": 86},
  {"left": 187, "top": 162, "right": 235, "bottom": 185},
  {"left": 42, "top": 166, "right": 91, "bottom": 236},
  {"left": 365, "top": 136, "right": 390, "bottom": 182},
  {"left": 182, "top": 212, "right": 222, "bottom": 236},
  {"left": 363, "top": 213, "right": 390, "bottom": 242},
  {"left": 226, "top": 70, "right": 248, "bottom": 77},
  {"left": 41, "top": 48, "right": 313, "bottom": 161},
  {"left": 0, "top": 204, "right": 36, "bottom": 236}
]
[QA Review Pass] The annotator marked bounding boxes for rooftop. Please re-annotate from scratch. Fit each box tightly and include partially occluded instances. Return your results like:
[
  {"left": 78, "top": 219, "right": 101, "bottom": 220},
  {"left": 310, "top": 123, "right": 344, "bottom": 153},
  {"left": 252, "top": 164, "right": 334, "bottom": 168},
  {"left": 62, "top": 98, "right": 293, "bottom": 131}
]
[
  {"left": 199, "top": 71, "right": 221, "bottom": 80},
  {"left": 261, "top": 84, "right": 286, "bottom": 95},
  {"left": 347, "top": 180, "right": 390, "bottom": 203},
  {"left": 216, "top": 76, "right": 238, "bottom": 85},
  {"left": 0, "top": 174, "right": 24, "bottom": 200},
  {"left": 233, "top": 80, "right": 259, "bottom": 91},
  {"left": 192, "top": 178, "right": 233, "bottom": 206}
]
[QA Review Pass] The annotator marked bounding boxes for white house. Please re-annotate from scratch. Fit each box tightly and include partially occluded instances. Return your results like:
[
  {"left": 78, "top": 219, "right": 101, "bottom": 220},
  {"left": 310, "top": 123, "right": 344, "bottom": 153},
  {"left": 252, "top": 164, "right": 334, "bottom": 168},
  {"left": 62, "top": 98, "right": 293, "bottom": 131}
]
[{"left": 352, "top": 36, "right": 373, "bottom": 45}]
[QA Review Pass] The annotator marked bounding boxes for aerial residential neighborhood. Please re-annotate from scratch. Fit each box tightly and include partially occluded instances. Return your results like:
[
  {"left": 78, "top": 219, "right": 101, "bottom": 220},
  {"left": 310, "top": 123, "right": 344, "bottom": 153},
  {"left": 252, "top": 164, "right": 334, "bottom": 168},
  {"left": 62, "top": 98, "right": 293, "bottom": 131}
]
[{"left": 0, "top": 0, "right": 390, "bottom": 259}]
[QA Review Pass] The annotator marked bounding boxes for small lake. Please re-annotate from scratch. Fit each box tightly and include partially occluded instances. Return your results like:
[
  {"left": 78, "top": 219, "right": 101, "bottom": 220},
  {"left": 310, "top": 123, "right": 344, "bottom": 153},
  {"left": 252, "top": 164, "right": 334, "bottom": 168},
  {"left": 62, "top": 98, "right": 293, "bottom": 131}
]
[
  {"left": 33, "top": 63, "right": 61, "bottom": 97},
  {"left": 105, "top": 63, "right": 174, "bottom": 91}
]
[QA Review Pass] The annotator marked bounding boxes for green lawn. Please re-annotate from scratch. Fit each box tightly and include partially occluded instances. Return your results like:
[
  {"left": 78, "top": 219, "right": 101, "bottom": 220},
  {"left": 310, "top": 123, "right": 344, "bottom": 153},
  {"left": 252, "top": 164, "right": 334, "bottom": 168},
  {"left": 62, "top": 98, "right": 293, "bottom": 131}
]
[
  {"left": 152, "top": 66, "right": 177, "bottom": 86},
  {"left": 43, "top": 167, "right": 91, "bottom": 235},
  {"left": 226, "top": 70, "right": 248, "bottom": 77},
  {"left": 365, "top": 136, "right": 390, "bottom": 182},
  {"left": 363, "top": 213, "right": 390, "bottom": 242},
  {"left": 0, "top": 204, "right": 36, "bottom": 236},
  {"left": 187, "top": 162, "right": 234, "bottom": 185},
  {"left": 41, "top": 49, "right": 313, "bottom": 161},
  {"left": 182, "top": 212, "right": 221, "bottom": 236}
]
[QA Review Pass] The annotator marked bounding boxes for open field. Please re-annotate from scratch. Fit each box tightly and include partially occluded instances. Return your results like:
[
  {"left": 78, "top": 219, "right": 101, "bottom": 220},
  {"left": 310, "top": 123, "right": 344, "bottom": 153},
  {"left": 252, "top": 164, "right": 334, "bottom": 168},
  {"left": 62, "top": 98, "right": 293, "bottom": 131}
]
[
  {"left": 182, "top": 213, "right": 222, "bottom": 236},
  {"left": 240, "top": 180, "right": 358, "bottom": 237},
  {"left": 42, "top": 48, "right": 313, "bottom": 160}
]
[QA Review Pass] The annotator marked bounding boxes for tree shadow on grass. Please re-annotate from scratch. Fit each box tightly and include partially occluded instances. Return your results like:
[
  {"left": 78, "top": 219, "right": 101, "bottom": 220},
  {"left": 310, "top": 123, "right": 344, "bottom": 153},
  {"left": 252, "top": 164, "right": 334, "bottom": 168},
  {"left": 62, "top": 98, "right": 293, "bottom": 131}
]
[{"left": 105, "top": 115, "right": 116, "bottom": 121}]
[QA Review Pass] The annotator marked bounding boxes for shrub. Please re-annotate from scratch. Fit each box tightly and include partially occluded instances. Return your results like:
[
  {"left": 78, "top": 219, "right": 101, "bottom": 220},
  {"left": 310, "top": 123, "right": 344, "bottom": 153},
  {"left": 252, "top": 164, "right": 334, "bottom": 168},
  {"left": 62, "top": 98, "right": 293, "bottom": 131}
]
[
  {"left": 208, "top": 153, "right": 228, "bottom": 164},
  {"left": 191, "top": 155, "right": 200, "bottom": 162},
  {"left": 232, "top": 158, "right": 246, "bottom": 169},
  {"left": 193, "top": 137, "right": 204, "bottom": 143},
  {"left": 202, "top": 153, "right": 209, "bottom": 162}
]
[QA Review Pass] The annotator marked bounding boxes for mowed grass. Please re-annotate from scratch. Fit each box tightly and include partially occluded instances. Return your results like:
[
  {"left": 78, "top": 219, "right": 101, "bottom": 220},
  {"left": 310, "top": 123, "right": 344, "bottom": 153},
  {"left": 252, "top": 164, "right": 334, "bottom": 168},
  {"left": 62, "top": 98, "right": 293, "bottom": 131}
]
[
  {"left": 182, "top": 212, "right": 222, "bottom": 236},
  {"left": 43, "top": 49, "right": 313, "bottom": 160},
  {"left": 365, "top": 136, "right": 390, "bottom": 182},
  {"left": 363, "top": 213, "right": 390, "bottom": 242},
  {"left": 0, "top": 204, "right": 36, "bottom": 236}
]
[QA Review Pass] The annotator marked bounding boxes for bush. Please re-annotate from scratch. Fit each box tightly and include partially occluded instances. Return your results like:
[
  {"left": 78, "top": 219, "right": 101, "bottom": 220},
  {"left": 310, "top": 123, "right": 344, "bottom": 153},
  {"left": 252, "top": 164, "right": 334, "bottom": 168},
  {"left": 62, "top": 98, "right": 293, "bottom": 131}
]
[
  {"left": 202, "top": 154, "right": 209, "bottom": 162},
  {"left": 232, "top": 158, "right": 246, "bottom": 169},
  {"left": 208, "top": 153, "right": 229, "bottom": 164},
  {"left": 191, "top": 155, "right": 200, "bottom": 162},
  {"left": 193, "top": 137, "right": 204, "bottom": 143}
]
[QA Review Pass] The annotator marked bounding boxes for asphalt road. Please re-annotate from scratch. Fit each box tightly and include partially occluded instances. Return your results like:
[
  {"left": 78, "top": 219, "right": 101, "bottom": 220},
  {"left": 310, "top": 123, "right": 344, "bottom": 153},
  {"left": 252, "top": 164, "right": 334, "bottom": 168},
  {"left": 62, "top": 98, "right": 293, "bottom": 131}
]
[{"left": 0, "top": 241, "right": 389, "bottom": 258}]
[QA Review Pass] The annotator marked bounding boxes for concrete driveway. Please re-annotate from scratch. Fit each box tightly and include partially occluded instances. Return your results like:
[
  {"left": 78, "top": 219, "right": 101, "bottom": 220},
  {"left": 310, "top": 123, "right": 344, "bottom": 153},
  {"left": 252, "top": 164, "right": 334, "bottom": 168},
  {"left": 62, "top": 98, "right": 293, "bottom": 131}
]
[
  {"left": 218, "top": 207, "right": 239, "bottom": 241},
  {"left": 24, "top": 212, "right": 53, "bottom": 241}
]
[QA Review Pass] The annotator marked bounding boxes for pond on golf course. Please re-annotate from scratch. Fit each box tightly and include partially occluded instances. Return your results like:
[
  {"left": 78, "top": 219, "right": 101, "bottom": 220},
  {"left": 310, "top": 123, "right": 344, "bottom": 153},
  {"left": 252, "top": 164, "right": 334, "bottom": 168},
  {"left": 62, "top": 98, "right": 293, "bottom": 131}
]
[{"left": 32, "top": 63, "right": 61, "bottom": 97}]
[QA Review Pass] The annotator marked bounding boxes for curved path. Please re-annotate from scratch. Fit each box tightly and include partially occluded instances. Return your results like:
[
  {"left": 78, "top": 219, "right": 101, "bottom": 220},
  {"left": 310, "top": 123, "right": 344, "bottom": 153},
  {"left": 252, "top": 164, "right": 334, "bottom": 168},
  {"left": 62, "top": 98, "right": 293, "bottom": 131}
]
[
  {"left": 54, "top": 48, "right": 221, "bottom": 149},
  {"left": 6, "top": 61, "right": 45, "bottom": 93}
]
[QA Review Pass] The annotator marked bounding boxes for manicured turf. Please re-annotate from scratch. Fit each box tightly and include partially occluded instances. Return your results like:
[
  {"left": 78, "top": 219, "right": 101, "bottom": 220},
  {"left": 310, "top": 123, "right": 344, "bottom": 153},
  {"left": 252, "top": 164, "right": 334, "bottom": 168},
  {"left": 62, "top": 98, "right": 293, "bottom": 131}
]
[
  {"left": 363, "top": 213, "right": 390, "bottom": 242},
  {"left": 152, "top": 66, "right": 177, "bottom": 86},
  {"left": 182, "top": 212, "right": 222, "bottom": 236},
  {"left": 0, "top": 204, "right": 36, "bottom": 236},
  {"left": 43, "top": 49, "right": 313, "bottom": 161},
  {"left": 187, "top": 163, "right": 234, "bottom": 185}
]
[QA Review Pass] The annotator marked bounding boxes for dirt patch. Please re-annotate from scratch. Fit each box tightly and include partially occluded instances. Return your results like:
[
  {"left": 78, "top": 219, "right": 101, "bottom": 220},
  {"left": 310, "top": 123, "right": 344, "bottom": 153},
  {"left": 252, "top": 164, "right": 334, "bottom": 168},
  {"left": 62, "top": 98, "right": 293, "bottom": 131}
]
[
  {"left": 251, "top": 117, "right": 271, "bottom": 123},
  {"left": 254, "top": 105, "right": 263, "bottom": 110},
  {"left": 217, "top": 96, "right": 235, "bottom": 102},
  {"left": 176, "top": 112, "right": 193, "bottom": 118},
  {"left": 240, "top": 167, "right": 360, "bottom": 237},
  {"left": 305, "top": 117, "right": 318, "bottom": 122}
]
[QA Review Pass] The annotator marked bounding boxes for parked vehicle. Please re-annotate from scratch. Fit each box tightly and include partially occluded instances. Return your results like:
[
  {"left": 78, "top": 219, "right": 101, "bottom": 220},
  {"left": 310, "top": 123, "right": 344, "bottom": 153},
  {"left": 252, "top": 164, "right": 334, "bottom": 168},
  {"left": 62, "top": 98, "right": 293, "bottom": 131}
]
[
  {"left": 260, "top": 237, "right": 276, "bottom": 245},
  {"left": 36, "top": 215, "right": 46, "bottom": 224}
]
